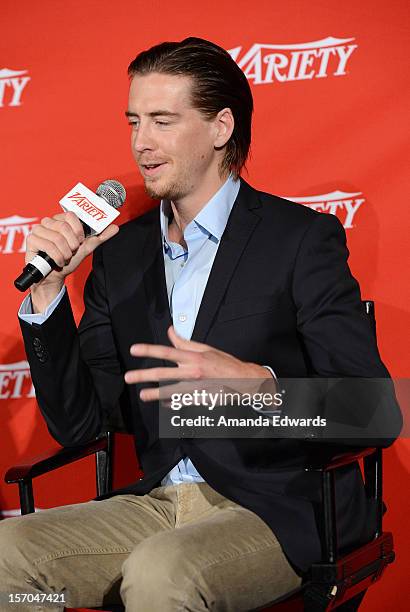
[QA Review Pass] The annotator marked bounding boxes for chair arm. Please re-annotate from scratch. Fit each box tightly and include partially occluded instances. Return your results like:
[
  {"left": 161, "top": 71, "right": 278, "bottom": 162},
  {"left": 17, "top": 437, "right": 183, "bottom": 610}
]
[
  {"left": 305, "top": 447, "right": 376, "bottom": 472},
  {"left": 5, "top": 436, "right": 109, "bottom": 484},
  {"left": 304, "top": 447, "right": 381, "bottom": 564}
]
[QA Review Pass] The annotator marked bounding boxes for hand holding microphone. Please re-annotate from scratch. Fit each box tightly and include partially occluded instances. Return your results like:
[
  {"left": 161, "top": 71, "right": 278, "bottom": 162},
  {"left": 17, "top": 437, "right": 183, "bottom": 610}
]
[{"left": 14, "top": 179, "right": 126, "bottom": 311}]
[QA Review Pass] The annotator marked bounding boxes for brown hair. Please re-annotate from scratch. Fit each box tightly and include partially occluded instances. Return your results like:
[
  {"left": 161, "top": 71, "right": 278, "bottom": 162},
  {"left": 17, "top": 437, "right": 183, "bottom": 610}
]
[{"left": 128, "top": 37, "right": 253, "bottom": 178}]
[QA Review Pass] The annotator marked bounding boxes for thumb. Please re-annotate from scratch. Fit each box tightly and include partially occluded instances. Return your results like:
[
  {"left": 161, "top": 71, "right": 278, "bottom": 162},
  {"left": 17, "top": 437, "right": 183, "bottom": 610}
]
[
  {"left": 167, "top": 325, "right": 208, "bottom": 352},
  {"left": 168, "top": 325, "right": 185, "bottom": 349},
  {"left": 83, "top": 224, "right": 119, "bottom": 255},
  {"left": 97, "top": 224, "right": 120, "bottom": 243}
]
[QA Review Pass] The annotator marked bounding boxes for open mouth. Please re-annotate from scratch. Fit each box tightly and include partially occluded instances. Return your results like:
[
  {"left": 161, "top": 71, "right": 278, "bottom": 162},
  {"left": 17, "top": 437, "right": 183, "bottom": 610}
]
[{"left": 141, "top": 162, "right": 166, "bottom": 176}]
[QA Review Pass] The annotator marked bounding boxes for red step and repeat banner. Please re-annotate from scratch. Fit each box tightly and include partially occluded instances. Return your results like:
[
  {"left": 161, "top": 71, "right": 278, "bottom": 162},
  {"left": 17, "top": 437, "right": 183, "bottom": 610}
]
[{"left": 1, "top": 0, "right": 409, "bottom": 608}]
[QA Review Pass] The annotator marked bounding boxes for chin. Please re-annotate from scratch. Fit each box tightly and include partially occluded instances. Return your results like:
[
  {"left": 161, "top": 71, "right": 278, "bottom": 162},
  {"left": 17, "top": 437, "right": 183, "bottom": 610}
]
[
  {"left": 146, "top": 180, "right": 185, "bottom": 202},
  {"left": 145, "top": 182, "right": 167, "bottom": 200}
]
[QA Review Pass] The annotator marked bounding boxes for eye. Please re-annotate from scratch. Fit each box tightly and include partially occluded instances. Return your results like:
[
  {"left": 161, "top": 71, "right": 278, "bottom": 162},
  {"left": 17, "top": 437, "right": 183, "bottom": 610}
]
[
  {"left": 155, "top": 120, "right": 170, "bottom": 126},
  {"left": 128, "top": 120, "right": 140, "bottom": 129}
]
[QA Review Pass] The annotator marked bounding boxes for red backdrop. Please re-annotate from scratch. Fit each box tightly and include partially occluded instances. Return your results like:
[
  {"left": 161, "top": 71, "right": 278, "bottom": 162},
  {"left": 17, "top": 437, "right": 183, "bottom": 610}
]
[{"left": 1, "top": 1, "right": 409, "bottom": 609}]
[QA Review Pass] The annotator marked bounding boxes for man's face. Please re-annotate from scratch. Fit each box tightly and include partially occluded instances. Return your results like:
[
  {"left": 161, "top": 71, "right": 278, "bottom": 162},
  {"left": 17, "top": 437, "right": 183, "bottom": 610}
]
[{"left": 127, "top": 73, "right": 223, "bottom": 201}]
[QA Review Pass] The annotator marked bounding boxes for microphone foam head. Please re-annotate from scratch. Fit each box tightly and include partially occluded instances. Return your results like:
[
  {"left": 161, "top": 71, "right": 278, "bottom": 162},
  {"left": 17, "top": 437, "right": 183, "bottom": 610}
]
[{"left": 96, "top": 180, "right": 126, "bottom": 209}]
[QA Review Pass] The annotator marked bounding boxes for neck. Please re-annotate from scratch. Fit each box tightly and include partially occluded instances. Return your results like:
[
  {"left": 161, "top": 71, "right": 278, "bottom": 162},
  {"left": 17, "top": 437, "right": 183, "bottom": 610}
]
[{"left": 170, "top": 169, "right": 230, "bottom": 234}]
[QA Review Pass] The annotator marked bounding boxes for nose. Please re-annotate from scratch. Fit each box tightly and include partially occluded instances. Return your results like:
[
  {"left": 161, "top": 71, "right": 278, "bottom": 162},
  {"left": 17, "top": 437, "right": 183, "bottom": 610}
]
[{"left": 132, "top": 122, "right": 155, "bottom": 154}]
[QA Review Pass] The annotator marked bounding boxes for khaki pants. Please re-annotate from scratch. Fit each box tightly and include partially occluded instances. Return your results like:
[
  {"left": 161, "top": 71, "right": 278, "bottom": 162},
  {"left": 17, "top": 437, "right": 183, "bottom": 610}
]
[{"left": 0, "top": 483, "right": 301, "bottom": 611}]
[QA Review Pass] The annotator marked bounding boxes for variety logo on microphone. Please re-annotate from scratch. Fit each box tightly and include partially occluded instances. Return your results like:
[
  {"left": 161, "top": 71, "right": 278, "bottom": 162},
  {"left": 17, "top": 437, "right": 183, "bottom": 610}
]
[
  {"left": 0, "top": 362, "right": 35, "bottom": 400},
  {"left": 284, "top": 190, "right": 365, "bottom": 229},
  {"left": 0, "top": 68, "right": 31, "bottom": 107},
  {"left": 66, "top": 192, "right": 108, "bottom": 221},
  {"left": 0, "top": 215, "right": 38, "bottom": 254},
  {"left": 60, "top": 182, "right": 120, "bottom": 235},
  {"left": 228, "top": 37, "right": 357, "bottom": 84}
]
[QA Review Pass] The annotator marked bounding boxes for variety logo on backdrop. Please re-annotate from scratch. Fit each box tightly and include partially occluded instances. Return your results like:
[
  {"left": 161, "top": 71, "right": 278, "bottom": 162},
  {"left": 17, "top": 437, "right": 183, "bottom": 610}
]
[
  {"left": 0, "top": 68, "right": 31, "bottom": 107},
  {"left": 0, "top": 215, "right": 38, "bottom": 254},
  {"left": 284, "top": 190, "right": 365, "bottom": 229},
  {"left": 0, "top": 362, "right": 35, "bottom": 400},
  {"left": 228, "top": 37, "right": 357, "bottom": 84}
]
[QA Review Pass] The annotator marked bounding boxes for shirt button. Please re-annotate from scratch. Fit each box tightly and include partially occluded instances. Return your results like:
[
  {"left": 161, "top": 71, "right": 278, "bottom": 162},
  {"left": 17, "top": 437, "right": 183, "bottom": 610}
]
[
  {"left": 178, "top": 314, "right": 187, "bottom": 322},
  {"left": 180, "top": 262, "right": 185, "bottom": 267}
]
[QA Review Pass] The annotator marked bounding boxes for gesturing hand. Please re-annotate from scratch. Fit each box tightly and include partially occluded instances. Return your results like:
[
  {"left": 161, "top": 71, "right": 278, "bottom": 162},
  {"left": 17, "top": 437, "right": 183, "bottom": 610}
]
[{"left": 124, "top": 326, "right": 271, "bottom": 402}]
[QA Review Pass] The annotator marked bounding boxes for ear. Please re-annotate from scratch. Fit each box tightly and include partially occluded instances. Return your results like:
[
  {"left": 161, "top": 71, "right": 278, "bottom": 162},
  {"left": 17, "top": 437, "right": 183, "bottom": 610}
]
[{"left": 214, "top": 107, "right": 234, "bottom": 148}]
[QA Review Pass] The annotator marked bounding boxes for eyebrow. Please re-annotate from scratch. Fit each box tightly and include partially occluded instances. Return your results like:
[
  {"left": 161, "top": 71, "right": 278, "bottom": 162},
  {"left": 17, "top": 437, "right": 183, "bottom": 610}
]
[{"left": 125, "top": 110, "right": 181, "bottom": 118}]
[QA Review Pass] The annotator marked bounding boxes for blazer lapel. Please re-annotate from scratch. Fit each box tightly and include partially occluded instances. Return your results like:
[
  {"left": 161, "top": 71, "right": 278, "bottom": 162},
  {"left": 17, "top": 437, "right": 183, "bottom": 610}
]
[
  {"left": 142, "top": 209, "right": 173, "bottom": 350},
  {"left": 141, "top": 181, "right": 262, "bottom": 350},
  {"left": 191, "top": 180, "right": 262, "bottom": 343}
]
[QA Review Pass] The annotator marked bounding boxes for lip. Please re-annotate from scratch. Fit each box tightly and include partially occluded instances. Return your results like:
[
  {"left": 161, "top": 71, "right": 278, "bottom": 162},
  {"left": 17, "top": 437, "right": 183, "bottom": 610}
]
[{"left": 140, "top": 162, "right": 167, "bottom": 177}]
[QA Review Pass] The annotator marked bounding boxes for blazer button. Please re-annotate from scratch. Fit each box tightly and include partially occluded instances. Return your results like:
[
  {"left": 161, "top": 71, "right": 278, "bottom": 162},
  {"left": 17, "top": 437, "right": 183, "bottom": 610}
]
[{"left": 36, "top": 350, "right": 48, "bottom": 362}]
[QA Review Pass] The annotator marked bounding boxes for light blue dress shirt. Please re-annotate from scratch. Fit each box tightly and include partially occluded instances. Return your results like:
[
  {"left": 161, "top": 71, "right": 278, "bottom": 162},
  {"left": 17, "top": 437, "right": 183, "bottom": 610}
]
[{"left": 159, "top": 175, "right": 240, "bottom": 484}]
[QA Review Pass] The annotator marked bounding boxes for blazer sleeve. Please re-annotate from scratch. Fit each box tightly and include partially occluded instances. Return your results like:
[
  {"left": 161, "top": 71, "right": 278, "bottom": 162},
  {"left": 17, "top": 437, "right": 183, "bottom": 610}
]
[
  {"left": 291, "top": 212, "right": 384, "bottom": 376},
  {"left": 19, "top": 245, "right": 124, "bottom": 447},
  {"left": 289, "top": 212, "right": 402, "bottom": 446}
]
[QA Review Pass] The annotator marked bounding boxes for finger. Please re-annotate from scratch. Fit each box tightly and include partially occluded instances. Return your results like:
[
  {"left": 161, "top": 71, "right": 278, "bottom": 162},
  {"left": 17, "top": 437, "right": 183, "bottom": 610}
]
[
  {"left": 52, "top": 211, "right": 85, "bottom": 243},
  {"left": 167, "top": 325, "right": 209, "bottom": 352},
  {"left": 26, "top": 231, "right": 68, "bottom": 268},
  {"left": 42, "top": 217, "right": 82, "bottom": 252},
  {"left": 138, "top": 387, "right": 158, "bottom": 402},
  {"left": 129, "top": 342, "right": 196, "bottom": 364},
  {"left": 140, "top": 377, "right": 226, "bottom": 403},
  {"left": 124, "top": 365, "right": 196, "bottom": 384},
  {"left": 96, "top": 224, "right": 120, "bottom": 244},
  {"left": 139, "top": 380, "right": 194, "bottom": 402},
  {"left": 34, "top": 223, "right": 75, "bottom": 262},
  {"left": 138, "top": 375, "right": 234, "bottom": 402},
  {"left": 159, "top": 379, "right": 206, "bottom": 402},
  {"left": 143, "top": 380, "right": 270, "bottom": 406},
  {"left": 139, "top": 377, "right": 224, "bottom": 403},
  {"left": 81, "top": 224, "right": 120, "bottom": 256}
]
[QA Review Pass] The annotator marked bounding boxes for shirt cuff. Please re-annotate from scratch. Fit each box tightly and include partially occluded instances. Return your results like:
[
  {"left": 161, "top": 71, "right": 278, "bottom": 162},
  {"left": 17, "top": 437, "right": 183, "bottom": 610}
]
[
  {"left": 255, "top": 365, "right": 281, "bottom": 414},
  {"left": 18, "top": 286, "right": 66, "bottom": 325},
  {"left": 262, "top": 365, "right": 277, "bottom": 381}
]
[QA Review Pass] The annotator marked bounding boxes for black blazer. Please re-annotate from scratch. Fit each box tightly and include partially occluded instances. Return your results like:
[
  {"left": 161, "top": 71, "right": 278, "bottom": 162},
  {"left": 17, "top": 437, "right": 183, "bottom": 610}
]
[{"left": 20, "top": 180, "right": 399, "bottom": 574}]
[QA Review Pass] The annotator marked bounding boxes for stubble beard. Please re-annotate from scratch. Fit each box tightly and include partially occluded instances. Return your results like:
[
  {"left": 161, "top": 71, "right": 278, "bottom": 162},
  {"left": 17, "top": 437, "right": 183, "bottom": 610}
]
[
  {"left": 144, "top": 176, "right": 188, "bottom": 202},
  {"left": 141, "top": 157, "right": 203, "bottom": 201}
]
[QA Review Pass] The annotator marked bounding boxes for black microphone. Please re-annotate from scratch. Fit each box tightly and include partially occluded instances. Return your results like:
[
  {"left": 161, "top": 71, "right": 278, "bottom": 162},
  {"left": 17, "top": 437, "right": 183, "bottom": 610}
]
[{"left": 14, "top": 180, "right": 126, "bottom": 292}]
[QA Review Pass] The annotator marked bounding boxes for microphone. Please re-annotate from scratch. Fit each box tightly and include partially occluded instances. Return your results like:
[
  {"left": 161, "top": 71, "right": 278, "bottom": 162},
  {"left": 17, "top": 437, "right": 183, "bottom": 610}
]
[{"left": 14, "top": 179, "right": 126, "bottom": 292}]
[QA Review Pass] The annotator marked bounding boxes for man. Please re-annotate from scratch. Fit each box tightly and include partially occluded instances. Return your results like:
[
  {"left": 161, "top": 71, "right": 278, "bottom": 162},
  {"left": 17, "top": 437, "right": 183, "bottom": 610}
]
[{"left": 0, "top": 38, "right": 398, "bottom": 611}]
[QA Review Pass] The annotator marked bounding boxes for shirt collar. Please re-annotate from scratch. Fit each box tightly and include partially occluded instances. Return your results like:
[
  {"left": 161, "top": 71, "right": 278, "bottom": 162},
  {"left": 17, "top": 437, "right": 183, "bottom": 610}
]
[{"left": 160, "top": 174, "right": 240, "bottom": 250}]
